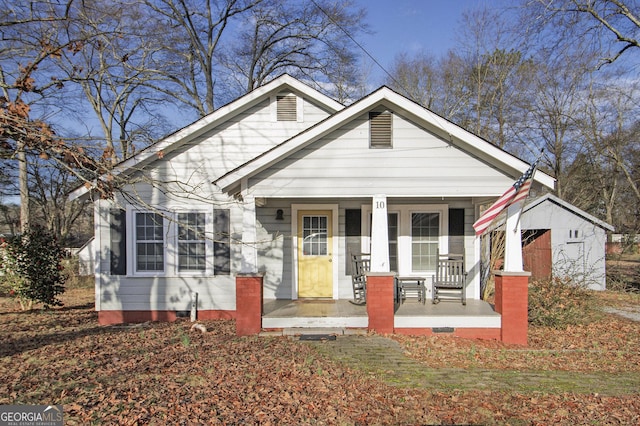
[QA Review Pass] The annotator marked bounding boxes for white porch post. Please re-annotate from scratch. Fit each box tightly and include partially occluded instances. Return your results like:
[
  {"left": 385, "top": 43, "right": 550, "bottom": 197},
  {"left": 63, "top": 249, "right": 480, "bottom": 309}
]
[
  {"left": 370, "top": 194, "right": 390, "bottom": 272},
  {"left": 503, "top": 202, "right": 524, "bottom": 272},
  {"left": 241, "top": 194, "right": 259, "bottom": 273}
]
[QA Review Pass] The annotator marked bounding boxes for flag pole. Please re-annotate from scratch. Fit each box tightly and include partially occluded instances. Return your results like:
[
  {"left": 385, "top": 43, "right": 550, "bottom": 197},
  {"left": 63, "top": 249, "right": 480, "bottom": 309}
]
[{"left": 512, "top": 149, "right": 543, "bottom": 233}]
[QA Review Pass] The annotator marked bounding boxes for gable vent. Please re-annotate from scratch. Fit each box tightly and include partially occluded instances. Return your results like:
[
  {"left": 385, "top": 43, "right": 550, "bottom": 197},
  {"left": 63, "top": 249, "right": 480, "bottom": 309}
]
[
  {"left": 369, "top": 110, "right": 392, "bottom": 148},
  {"left": 277, "top": 94, "right": 297, "bottom": 121}
]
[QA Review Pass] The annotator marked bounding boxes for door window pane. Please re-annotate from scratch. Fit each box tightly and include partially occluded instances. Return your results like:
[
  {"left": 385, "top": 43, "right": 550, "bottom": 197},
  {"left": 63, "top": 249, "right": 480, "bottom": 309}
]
[{"left": 302, "top": 215, "right": 328, "bottom": 256}]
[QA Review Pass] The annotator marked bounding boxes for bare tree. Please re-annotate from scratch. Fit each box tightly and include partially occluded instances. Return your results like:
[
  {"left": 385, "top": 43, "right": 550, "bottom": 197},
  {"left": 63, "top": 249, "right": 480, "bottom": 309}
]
[
  {"left": 221, "top": 0, "right": 366, "bottom": 100},
  {"left": 566, "top": 77, "right": 639, "bottom": 228},
  {"left": 386, "top": 52, "right": 441, "bottom": 111},
  {"left": 1, "top": 0, "right": 77, "bottom": 231},
  {"left": 0, "top": 0, "right": 117, "bottom": 231},
  {"left": 141, "top": 0, "right": 262, "bottom": 117},
  {"left": 523, "top": 0, "right": 640, "bottom": 68},
  {"left": 52, "top": 0, "right": 174, "bottom": 164},
  {"left": 454, "top": 7, "right": 538, "bottom": 152},
  {"left": 385, "top": 50, "right": 472, "bottom": 122}
]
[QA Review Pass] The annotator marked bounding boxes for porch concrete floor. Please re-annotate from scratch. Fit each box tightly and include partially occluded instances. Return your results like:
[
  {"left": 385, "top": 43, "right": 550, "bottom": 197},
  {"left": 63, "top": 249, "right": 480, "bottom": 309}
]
[
  {"left": 263, "top": 299, "right": 367, "bottom": 318},
  {"left": 261, "top": 299, "right": 500, "bottom": 331}
]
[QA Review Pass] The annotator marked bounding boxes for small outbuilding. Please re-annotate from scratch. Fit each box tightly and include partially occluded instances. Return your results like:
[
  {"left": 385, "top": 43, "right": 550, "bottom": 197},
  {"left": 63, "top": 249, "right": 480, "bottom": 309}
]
[{"left": 519, "top": 194, "right": 614, "bottom": 290}]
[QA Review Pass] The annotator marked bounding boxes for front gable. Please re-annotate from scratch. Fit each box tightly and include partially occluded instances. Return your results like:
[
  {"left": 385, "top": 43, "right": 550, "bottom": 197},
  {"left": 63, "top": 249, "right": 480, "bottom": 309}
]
[
  {"left": 247, "top": 107, "right": 522, "bottom": 198},
  {"left": 215, "top": 88, "right": 555, "bottom": 197}
]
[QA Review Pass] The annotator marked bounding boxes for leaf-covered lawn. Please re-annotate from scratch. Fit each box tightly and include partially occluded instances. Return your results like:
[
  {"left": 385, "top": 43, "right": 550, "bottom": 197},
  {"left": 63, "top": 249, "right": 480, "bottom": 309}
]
[
  {"left": 1, "top": 285, "right": 639, "bottom": 424},
  {"left": 395, "top": 317, "right": 640, "bottom": 374}
]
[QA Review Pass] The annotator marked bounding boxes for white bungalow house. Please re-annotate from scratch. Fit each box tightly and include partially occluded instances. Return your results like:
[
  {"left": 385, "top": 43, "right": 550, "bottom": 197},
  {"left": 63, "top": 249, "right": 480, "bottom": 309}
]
[{"left": 71, "top": 74, "right": 555, "bottom": 339}]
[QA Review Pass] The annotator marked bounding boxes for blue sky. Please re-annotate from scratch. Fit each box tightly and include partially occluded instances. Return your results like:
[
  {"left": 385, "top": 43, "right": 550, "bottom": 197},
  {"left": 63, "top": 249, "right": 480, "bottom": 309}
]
[{"left": 354, "top": 0, "right": 504, "bottom": 84}]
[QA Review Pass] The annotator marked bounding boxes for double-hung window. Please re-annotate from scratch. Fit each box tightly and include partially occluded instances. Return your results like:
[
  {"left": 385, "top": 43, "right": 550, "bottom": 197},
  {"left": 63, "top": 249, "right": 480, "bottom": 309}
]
[
  {"left": 411, "top": 212, "right": 439, "bottom": 272},
  {"left": 135, "top": 212, "right": 165, "bottom": 272},
  {"left": 178, "top": 212, "right": 206, "bottom": 271}
]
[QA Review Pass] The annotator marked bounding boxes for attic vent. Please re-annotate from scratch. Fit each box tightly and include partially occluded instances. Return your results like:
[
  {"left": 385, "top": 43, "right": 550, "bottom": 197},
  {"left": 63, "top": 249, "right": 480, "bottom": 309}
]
[
  {"left": 277, "top": 94, "right": 297, "bottom": 121},
  {"left": 369, "top": 110, "right": 392, "bottom": 148}
]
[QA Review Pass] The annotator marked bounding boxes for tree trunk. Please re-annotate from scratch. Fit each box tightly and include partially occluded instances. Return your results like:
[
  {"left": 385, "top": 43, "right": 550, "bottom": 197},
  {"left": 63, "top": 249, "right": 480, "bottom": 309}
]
[{"left": 18, "top": 141, "right": 29, "bottom": 233}]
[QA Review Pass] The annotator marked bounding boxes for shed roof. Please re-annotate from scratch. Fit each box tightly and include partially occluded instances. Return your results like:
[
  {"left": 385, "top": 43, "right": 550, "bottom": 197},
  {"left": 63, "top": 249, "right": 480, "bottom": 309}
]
[{"left": 523, "top": 193, "right": 614, "bottom": 231}]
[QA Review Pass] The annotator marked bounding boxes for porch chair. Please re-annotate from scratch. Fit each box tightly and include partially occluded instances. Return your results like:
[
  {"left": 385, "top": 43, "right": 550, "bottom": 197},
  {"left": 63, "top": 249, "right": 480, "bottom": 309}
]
[
  {"left": 350, "top": 253, "right": 370, "bottom": 304},
  {"left": 432, "top": 250, "right": 467, "bottom": 305}
]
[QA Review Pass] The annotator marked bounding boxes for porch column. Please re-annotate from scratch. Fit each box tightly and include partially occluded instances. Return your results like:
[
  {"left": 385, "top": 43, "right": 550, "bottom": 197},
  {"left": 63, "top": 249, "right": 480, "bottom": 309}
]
[
  {"left": 370, "top": 194, "right": 390, "bottom": 272},
  {"left": 236, "top": 274, "right": 263, "bottom": 336},
  {"left": 497, "top": 201, "right": 529, "bottom": 346},
  {"left": 503, "top": 202, "right": 524, "bottom": 272},
  {"left": 368, "top": 195, "right": 395, "bottom": 334},
  {"left": 494, "top": 271, "right": 530, "bottom": 346},
  {"left": 240, "top": 194, "right": 258, "bottom": 273},
  {"left": 366, "top": 273, "right": 395, "bottom": 334},
  {"left": 236, "top": 194, "right": 263, "bottom": 336}
]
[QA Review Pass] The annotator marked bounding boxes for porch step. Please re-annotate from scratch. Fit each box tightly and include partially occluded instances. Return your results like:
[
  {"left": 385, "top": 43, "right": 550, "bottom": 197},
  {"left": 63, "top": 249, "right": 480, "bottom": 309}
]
[{"left": 260, "top": 327, "right": 368, "bottom": 337}]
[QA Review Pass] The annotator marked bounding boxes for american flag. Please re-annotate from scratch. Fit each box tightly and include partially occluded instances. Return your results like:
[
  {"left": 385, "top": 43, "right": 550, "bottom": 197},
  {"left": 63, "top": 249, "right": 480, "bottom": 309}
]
[{"left": 473, "top": 159, "right": 539, "bottom": 236}]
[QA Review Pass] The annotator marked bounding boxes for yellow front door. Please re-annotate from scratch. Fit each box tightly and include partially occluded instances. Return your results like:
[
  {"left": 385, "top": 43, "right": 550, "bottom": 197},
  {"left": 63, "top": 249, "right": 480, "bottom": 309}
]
[{"left": 298, "top": 210, "right": 333, "bottom": 298}]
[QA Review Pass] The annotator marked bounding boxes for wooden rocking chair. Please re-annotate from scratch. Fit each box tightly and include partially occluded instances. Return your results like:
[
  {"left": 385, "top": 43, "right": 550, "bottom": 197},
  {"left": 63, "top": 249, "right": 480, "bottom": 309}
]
[
  {"left": 350, "top": 254, "right": 370, "bottom": 304},
  {"left": 432, "top": 250, "right": 467, "bottom": 305}
]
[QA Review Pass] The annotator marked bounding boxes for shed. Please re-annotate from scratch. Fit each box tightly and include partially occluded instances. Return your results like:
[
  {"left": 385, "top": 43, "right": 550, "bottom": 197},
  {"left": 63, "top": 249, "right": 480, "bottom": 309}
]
[{"left": 520, "top": 194, "right": 614, "bottom": 290}]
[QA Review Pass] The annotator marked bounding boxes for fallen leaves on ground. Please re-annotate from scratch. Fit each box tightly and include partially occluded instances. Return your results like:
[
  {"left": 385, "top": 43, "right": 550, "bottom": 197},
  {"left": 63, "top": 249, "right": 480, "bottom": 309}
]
[
  {"left": 394, "top": 292, "right": 640, "bottom": 374},
  {"left": 1, "top": 287, "right": 639, "bottom": 424}
]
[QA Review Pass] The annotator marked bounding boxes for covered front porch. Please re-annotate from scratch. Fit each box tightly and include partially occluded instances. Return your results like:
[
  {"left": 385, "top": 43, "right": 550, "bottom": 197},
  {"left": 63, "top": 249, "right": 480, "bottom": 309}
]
[
  {"left": 261, "top": 298, "right": 501, "bottom": 337},
  {"left": 236, "top": 271, "right": 527, "bottom": 343}
]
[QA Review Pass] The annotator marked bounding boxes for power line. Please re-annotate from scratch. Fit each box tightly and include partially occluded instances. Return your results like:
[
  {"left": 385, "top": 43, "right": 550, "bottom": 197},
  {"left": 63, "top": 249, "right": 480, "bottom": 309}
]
[
  {"left": 310, "top": 0, "right": 454, "bottom": 141},
  {"left": 309, "top": 0, "right": 405, "bottom": 89}
]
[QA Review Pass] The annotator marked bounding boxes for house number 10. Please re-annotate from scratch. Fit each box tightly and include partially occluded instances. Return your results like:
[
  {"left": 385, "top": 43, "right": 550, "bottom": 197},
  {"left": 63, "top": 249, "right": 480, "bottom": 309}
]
[{"left": 375, "top": 201, "right": 385, "bottom": 209}]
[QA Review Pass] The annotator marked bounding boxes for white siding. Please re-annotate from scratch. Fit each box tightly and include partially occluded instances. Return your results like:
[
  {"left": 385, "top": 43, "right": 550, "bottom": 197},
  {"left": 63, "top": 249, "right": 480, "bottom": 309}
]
[
  {"left": 145, "top": 97, "right": 334, "bottom": 196},
  {"left": 249, "top": 112, "right": 516, "bottom": 198},
  {"left": 95, "top": 96, "right": 334, "bottom": 313}
]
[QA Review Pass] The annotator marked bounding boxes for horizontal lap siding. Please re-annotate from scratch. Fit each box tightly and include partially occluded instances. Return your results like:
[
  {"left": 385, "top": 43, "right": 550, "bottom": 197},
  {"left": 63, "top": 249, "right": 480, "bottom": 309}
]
[
  {"left": 97, "top": 96, "right": 334, "bottom": 312},
  {"left": 256, "top": 201, "right": 293, "bottom": 299},
  {"left": 97, "top": 275, "right": 236, "bottom": 311},
  {"left": 151, "top": 98, "right": 333, "bottom": 188},
  {"left": 250, "top": 113, "right": 515, "bottom": 197}
]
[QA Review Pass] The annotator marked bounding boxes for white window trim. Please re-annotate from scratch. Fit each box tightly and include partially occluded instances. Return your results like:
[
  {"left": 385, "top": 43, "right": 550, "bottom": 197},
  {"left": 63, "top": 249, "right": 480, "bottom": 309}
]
[
  {"left": 127, "top": 208, "right": 168, "bottom": 277},
  {"left": 126, "top": 207, "right": 215, "bottom": 277},
  {"left": 173, "top": 209, "right": 215, "bottom": 277},
  {"left": 362, "top": 203, "right": 448, "bottom": 276}
]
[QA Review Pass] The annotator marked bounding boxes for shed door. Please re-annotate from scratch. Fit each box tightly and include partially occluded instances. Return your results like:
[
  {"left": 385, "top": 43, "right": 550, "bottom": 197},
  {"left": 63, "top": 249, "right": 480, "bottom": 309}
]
[
  {"left": 523, "top": 229, "right": 552, "bottom": 280},
  {"left": 297, "top": 210, "right": 333, "bottom": 298}
]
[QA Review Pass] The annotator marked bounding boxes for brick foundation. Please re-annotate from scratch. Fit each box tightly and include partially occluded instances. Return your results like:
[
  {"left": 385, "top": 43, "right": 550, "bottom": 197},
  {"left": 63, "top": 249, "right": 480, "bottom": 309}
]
[
  {"left": 394, "top": 327, "right": 501, "bottom": 339},
  {"left": 97, "top": 310, "right": 235, "bottom": 325},
  {"left": 366, "top": 273, "right": 395, "bottom": 334},
  {"left": 235, "top": 274, "right": 264, "bottom": 336},
  {"left": 494, "top": 271, "right": 530, "bottom": 346}
]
